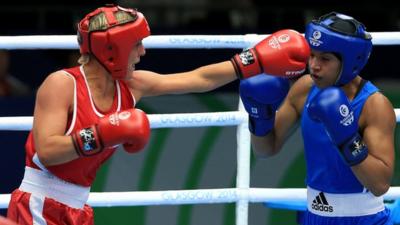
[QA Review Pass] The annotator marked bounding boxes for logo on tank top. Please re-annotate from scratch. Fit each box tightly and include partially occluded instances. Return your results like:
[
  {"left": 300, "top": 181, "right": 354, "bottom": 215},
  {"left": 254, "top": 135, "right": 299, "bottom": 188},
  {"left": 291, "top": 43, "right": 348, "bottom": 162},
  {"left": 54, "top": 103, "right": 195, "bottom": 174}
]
[
  {"left": 109, "top": 113, "right": 120, "bottom": 126},
  {"left": 118, "top": 111, "right": 131, "bottom": 120},
  {"left": 108, "top": 111, "right": 132, "bottom": 126},
  {"left": 311, "top": 192, "right": 333, "bottom": 212}
]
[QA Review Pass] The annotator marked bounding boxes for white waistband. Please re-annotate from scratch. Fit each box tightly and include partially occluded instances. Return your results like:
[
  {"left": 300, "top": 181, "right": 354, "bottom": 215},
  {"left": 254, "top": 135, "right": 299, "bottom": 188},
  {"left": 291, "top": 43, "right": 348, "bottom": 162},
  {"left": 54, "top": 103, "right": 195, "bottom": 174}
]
[
  {"left": 19, "top": 167, "right": 90, "bottom": 209},
  {"left": 307, "top": 186, "right": 385, "bottom": 217}
]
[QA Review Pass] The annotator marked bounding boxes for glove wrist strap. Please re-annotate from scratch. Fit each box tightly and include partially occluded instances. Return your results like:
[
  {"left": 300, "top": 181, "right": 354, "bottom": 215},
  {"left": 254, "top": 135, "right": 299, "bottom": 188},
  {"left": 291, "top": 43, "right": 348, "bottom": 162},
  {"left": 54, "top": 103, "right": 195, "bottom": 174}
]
[
  {"left": 339, "top": 133, "right": 368, "bottom": 166},
  {"left": 231, "top": 48, "right": 262, "bottom": 79},
  {"left": 248, "top": 116, "right": 274, "bottom": 137},
  {"left": 71, "top": 126, "right": 104, "bottom": 157}
]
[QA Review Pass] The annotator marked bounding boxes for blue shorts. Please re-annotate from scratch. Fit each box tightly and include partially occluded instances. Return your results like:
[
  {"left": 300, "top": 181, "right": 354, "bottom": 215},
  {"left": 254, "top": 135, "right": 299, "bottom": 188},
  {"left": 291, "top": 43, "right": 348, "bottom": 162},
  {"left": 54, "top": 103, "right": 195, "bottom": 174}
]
[{"left": 298, "top": 207, "right": 392, "bottom": 225}]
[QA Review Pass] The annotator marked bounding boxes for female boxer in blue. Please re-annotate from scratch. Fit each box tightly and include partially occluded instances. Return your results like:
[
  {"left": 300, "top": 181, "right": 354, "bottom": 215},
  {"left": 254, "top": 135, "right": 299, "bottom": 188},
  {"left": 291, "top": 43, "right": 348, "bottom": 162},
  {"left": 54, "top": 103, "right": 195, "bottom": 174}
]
[{"left": 239, "top": 12, "right": 396, "bottom": 225}]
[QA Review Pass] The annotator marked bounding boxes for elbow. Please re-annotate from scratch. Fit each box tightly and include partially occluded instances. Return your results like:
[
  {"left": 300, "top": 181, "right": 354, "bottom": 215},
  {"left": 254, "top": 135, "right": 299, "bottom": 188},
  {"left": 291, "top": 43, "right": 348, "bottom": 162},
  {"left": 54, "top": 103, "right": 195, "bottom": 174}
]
[
  {"left": 251, "top": 132, "right": 281, "bottom": 158},
  {"left": 252, "top": 146, "right": 280, "bottom": 159},
  {"left": 36, "top": 150, "right": 52, "bottom": 167},
  {"left": 35, "top": 145, "right": 61, "bottom": 167},
  {"left": 370, "top": 183, "right": 390, "bottom": 197},
  {"left": 252, "top": 150, "right": 268, "bottom": 159}
]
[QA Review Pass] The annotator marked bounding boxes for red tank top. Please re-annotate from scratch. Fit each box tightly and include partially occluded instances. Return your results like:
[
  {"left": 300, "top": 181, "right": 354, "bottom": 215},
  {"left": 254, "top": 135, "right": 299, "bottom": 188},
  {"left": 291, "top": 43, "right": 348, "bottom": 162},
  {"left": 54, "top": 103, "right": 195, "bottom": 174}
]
[{"left": 25, "top": 66, "right": 135, "bottom": 186}]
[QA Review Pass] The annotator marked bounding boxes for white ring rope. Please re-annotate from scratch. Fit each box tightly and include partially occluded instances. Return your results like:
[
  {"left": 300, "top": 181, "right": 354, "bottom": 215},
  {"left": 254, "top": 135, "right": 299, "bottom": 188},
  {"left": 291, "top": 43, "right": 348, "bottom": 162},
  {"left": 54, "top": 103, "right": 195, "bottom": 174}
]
[
  {"left": 1, "top": 109, "right": 400, "bottom": 130},
  {"left": 0, "top": 32, "right": 399, "bottom": 50},
  {"left": 1, "top": 187, "right": 400, "bottom": 209},
  {"left": 1, "top": 33, "right": 400, "bottom": 224},
  {"left": 0, "top": 111, "right": 247, "bottom": 130}
]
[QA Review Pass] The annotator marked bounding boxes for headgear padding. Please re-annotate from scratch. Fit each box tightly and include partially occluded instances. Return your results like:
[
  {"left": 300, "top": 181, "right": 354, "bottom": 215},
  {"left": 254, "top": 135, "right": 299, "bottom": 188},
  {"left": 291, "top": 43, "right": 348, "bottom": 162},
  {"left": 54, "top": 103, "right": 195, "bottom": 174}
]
[
  {"left": 78, "top": 5, "right": 150, "bottom": 79},
  {"left": 305, "top": 12, "right": 372, "bottom": 85}
]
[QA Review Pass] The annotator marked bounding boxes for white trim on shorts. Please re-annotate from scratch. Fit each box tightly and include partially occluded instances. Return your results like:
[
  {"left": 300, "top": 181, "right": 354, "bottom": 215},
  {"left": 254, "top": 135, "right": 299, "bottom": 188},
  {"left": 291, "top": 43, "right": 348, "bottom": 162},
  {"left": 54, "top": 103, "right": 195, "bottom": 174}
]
[
  {"left": 19, "top": 167, "right": 90, "bottom": 209},
  {"left": 29, "top": 194, "right": 47, "bottom": 225},
  {"left": 307, "top": 186, "right": 385, "bottom": 217}
]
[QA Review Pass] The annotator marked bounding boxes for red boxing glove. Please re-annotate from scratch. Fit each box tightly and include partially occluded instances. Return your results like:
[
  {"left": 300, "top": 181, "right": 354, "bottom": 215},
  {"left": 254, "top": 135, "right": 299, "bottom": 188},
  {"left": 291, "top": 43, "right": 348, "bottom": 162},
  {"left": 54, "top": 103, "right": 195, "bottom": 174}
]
[
  {"left": 72, "top": 108, "right": 150, "bottom": 156},
  {"left": 231, "top": 29, "right": 310, "bottom": 79},
  {"left": 122, "top": 109, "right": 151, "bottom": 153},
  {"left": 123, "top": 142, "right": 144, "bottom": 154}
]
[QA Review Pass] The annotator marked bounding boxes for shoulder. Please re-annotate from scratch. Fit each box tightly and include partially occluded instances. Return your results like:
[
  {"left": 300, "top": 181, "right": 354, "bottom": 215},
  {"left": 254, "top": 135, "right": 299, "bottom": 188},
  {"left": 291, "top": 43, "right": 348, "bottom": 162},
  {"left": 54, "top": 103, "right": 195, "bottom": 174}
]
[
  {"left": 286, "top": 74, "right": 313, "bottom": 111},
  {"left": 36, "top": 71, "right": 75, "bottom": 105},
  {"left": 289, "top": 74, "right": 313, "bottom": 95},
  {"left": 362, "top": 91, "right": 396, "bottom": 128},
  {"left": 125, "top": 70, "right": 163, "bottom": 100},
  {"left": 128, "top": 70, "right": 163, "bottom": 88},
  {"left": 41, "top": 70, "right": 75, "bottom": 87},
  {"left": 128, "top": 70, "right": 160, "bottom": 82},
  {"left": 364, "top": 92, "right": 394, "bottom": 116}
]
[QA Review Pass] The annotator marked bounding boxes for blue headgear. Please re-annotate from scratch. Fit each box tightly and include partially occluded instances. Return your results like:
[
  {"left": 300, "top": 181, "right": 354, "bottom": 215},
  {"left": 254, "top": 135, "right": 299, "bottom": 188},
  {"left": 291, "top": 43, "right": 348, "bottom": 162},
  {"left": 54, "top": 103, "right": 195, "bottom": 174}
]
[{"left": 305, "top": 12, "right": 372, "bottom": 85}]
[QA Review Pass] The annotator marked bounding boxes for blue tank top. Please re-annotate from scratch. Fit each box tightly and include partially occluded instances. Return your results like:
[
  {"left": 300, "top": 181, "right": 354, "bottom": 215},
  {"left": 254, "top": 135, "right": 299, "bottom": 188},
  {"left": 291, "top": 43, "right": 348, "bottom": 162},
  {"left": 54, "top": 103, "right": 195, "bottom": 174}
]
[{"left": 301, "top": 81, "right": 378, "bottom": 193}]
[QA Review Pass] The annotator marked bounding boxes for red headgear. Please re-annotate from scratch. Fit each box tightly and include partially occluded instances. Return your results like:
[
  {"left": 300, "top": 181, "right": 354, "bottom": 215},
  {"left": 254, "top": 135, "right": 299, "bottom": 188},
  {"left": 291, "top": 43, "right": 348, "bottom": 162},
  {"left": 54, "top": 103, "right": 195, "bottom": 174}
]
[{"left": 77, "top": 5, "right": 150, "bottom": 79}]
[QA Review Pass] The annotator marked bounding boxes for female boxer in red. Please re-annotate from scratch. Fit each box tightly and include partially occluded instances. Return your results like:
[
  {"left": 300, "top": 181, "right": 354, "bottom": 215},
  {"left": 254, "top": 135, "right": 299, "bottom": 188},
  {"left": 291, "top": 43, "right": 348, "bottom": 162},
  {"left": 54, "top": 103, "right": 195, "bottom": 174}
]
[{"left": 7, "top": 4, "right": 309, "bottom": 225}]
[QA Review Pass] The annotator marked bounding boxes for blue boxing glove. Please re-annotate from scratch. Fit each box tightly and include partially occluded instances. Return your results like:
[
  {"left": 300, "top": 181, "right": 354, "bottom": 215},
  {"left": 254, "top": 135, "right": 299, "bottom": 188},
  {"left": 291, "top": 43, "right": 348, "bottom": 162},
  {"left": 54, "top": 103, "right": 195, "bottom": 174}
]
[
  {"left": 308, "top": 87, "right": 368, "bottom": 166},
  {"left": 239, "top": 74, "right": 289, "bottom": 136}
]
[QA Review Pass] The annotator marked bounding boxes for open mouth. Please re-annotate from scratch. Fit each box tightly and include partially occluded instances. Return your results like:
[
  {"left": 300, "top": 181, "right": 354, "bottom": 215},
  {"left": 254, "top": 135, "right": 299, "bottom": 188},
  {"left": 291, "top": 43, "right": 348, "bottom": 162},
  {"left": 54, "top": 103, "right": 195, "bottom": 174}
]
[{"left": 311, "top": 74, "right": 321, "bottom": 80}]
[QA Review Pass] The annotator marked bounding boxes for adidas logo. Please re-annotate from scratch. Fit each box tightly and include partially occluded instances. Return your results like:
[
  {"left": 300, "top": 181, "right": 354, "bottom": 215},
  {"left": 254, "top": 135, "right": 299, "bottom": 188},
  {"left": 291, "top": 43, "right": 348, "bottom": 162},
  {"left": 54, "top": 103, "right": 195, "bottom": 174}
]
[{"left": 311, "top": 192, "right": 333, "bottom": 212}]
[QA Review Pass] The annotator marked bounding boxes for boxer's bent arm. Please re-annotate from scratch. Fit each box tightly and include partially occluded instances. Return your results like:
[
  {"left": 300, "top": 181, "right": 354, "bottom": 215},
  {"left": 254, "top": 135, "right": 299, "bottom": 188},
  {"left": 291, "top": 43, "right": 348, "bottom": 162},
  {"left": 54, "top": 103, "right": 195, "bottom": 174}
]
[
  {"left": 351, "top": 93, "right": 396, "bottom": 196},
  {"left": 33, "top": 72, "right": 78, "bottom": 166},
  {"left": 251, "top": 96, "right": 300, "bottom": 157},
  {"left": 250, "top": 76, "right": 308, "bottom": 157}
]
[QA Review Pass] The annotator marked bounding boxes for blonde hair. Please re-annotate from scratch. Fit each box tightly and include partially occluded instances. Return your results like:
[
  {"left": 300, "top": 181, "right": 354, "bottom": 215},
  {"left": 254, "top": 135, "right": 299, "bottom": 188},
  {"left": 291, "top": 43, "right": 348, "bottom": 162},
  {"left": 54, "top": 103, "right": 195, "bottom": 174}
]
[
  {"left": 78, "top": 10, "right": 136, "bottom": 65},
  {"left": 78, "top": 54, "right": 90, "bottom": 65}
]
